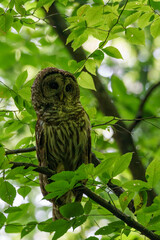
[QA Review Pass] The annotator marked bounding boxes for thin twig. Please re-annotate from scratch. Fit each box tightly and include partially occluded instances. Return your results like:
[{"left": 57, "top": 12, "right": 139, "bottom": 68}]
[
  {"left": 129, "top": 81, "right": 160, "bottom": 131},
  {"left": 75, "top": 0, "right": 129, "bottom": 73},
  {"left": 10, "top": 161, "right": 54, "bottom": 177},
  {"left": 5, "top": 146, "right": 36, "bottom": 155}
]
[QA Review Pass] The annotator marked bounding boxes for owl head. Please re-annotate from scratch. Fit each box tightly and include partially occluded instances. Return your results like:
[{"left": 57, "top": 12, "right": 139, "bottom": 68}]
[{"left": 31, "top": 67, "right": 80, "bottom": 112}]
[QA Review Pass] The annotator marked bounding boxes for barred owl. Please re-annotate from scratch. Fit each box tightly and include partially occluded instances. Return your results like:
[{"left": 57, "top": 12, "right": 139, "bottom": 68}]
[{"left": 31, "top": 67, "right": 91, "bottom": 220}]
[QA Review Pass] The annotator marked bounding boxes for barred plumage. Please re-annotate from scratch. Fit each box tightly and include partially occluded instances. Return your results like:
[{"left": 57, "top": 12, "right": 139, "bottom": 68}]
[{"left": 31, "top": 67, "right": 91, "bottom": 220}]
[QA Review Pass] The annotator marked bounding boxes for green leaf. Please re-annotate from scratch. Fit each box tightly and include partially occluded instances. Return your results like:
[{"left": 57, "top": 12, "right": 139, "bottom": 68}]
[
  {"left": 60, "top": 202, "right": 84, "bottom": 218},
  {"left": 21, "top": 222, "right": 37, "bottom": 238},
  {"left": 84, "top": 200, "right": 92, "bottom": 214},
  {"left": 0, "top": 84, "right": 11, "bottom": 98},
  {"left": 138, "top": 12, "right": 154, "bottom": 28},
  {"left": 77, "top": 71, "right": 96, "bottom": 90},
  {"left": 77, "top": 5, "right": 90, "bottom": 16},
  {"left": 90, "top": 49, "right": 104, "bottom": 67},
  {"left": 18, "top": 86, "right": 31, "bottom": 101},
  {"left": 95, "top": 221, "right": 125, "bottom": 235},
  {"left": 102, "top": 46, "right": 123, "bottom": 59},
  {"left": 73, "top": 215, "right": 87, "bottom": 230},
  {"left": 150, "top": 19, "right": 160, "bottom": 38},
  {"left": 7, "top": 203, "right": 30, "bottom": 223},
  {"left": 45, "top": 180, "right": 70, "bottom": 199},
  {"left": 5, "top": 223, "right": 23, "bottom": 233},
  {"left": 150, "top": 0, "right": 160, "bottom": 11},
  {"left": 50, "top": 171, "right": 75, "bottom": 182},
  {"left": 124, "top": 11, "right": 141, "bottom": 27},
  {"left": 68, "top": 60, "right": 85, "bottom": 73},
  {"left": 137, "top": 210, "right": 151, "bottom": 226},
  {"left": 125, "top": 28, "right": 145, "bottom": 45},
  {"left": 38, "top": 218, "right": 53, "bottom": 232},
  {"left": 36, "top": 0, "right": 55, "bottom": 9},
  {"left": 58, "top": 0, "right": 68, "bottom": 5},
  {"left": 4, "top": 206, "right": 22, "bottom": 213},
  {"left": 6, "top": 166, "right": 32, "bottom": 180},
  {"left": 85, "top": 5, "right": 103, "bottom": 27},
  {"left": 12, "top": 94, "right": 24, "bottom": 111},
  {"left": 38, "top": 219, "right": 71, "bottom": 239},
  {"left": 18, "top": 186, "right": 31, "bottom": 198},
  {"left": 0, "top": 13, "right": 13, "bottom": 33},
  {"left": 95, "top": 157, "right": 115, "bottom": 178},
  {"left": 4, "top": 119, "right": 23, "bottom": 134},
  {"left": 85, "top": 59, "right": 96, "bottom": 75},
  {"left": 111, "top": 75, "right": 126, "bottom": 96},
  {"left": 93, "top": 0, "right": 104, "bottom": 4},
  {"left": 0, "top": 213, "right": 6, "bottom": 229},
  {"left": 95, "top": 226, "right": 115, "bottom": 235},
  {"left": 15, "top": 70, "right": 28, "bottom": 89},
  {"left": 12, "top": 19, "right": 23, "bottom": 33},
  {"left": 21, "top": 18, "right": 35, "bottom": 29},
  {"left": 15, "top": 0, "right": 25, "bottom": 15},
  {"left": 123, "top": 180, "right": 149, "bottom": 192},
  {"left": 0, "top": 147, "right": 5, "bottom": 168},
  {"left": 90, "top": 28, "right": 107, "bottom": 41},
  {"left": 0, "top": 180, "right": 16, "bottom": 205},
  {"left": 72, "top": 31, "right": 88, "bottom": 51},
  {"left": 149, "top": 215, "right": 160, "bottom": 227},
  {"left": 66, "top": 23, "right": 86, "bottom": 44},
  {"left": 85, "top": 237, "right": 99, "bottom": 240},
  {"left": 0, "top": 7, "right": 4, "bottom": 15},
  {"left": 9, "top": 0, "right": 15, "bottom": 9},
  {"left": 112, "top": 152, "right": 133, "bottom": 177},
  {"left": 146, "top": 156, "right": 160, "bottom": 187},
  {"left": 52, "top": 220, "right": 72, "bottom": 240},
  {"left": 119, "top": 191, "right": 134, "bottom": 211}
]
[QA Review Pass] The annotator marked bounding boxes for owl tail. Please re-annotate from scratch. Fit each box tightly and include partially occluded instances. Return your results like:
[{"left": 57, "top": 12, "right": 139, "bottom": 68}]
[
  {"left": 52, "top": 203, "right": 63, "bottom": 221},
  {"left": 52, "top": 191, "right": 73, "bottom": 221}
]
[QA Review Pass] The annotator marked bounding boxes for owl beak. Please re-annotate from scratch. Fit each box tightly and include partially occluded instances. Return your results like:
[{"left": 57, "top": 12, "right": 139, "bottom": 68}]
[{"left": 59, "top": 92, "right": 64, "bottom": 101}]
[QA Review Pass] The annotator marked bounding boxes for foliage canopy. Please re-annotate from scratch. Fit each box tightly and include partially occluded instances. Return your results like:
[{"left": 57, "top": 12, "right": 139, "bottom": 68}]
[{"left": 1, "top": 0, "right": 160, "bottom": 239}]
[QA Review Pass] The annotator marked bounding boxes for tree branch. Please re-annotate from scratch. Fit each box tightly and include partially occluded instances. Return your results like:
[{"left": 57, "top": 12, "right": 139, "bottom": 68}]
[
  {"left": 6, "top": 147, "right": 135, "bottom": 212},
  {"left": 5, "top": 146, "right": 36, "bottom": 155},
  {"left": 82, "top": 186, "right": 160, "bottom": 240},
  {"left": 129, "top": 81, "right": 160, "bottom": 131},
  {"left": 10, "top": 161, "right": 54, "bottom": 177},
  {"left": 7, "top": 157, "right": 159, "bottom": 238}
]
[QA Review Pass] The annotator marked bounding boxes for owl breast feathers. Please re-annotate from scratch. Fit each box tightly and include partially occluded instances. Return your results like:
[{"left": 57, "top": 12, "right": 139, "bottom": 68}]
[{"left": 31, "top": 67, "right": 91, "bottom": 220}]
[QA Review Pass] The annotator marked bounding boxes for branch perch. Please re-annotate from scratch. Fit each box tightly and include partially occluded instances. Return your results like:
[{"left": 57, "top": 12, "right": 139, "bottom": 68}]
[{"left": 6, "top": 147, "right": 135, "bottom": 212}]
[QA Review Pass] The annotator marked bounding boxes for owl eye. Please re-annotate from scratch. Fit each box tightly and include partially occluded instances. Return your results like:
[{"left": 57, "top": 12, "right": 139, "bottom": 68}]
[
  {"left": 49, "top": 81, "right": 59, "bottom": 90},
  {"left": 66, "top": 83, "right": 73, "bottom": 92}
]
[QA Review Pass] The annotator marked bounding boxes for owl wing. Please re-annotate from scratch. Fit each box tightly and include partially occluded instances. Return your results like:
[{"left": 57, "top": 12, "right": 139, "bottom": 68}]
[
  {"left": 84, "top": 111, "right": 91, "bottom": 164},
  {"left": 35, "top": 118, "right": 49, "bottom": 197}
]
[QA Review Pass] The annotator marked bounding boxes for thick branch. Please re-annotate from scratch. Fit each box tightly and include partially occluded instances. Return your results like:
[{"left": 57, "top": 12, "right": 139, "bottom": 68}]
[
  {"left": 129, "top": 81, "right": 160, "bottom": 131},
  {"left": 82, "top": 186, "right": 160, "bottom": 240}
]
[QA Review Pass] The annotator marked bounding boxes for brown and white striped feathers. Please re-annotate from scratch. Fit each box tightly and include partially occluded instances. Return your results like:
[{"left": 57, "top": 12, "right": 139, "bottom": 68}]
[{"left": 31, "top": 67, "right": 91, "bottom": 219}]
